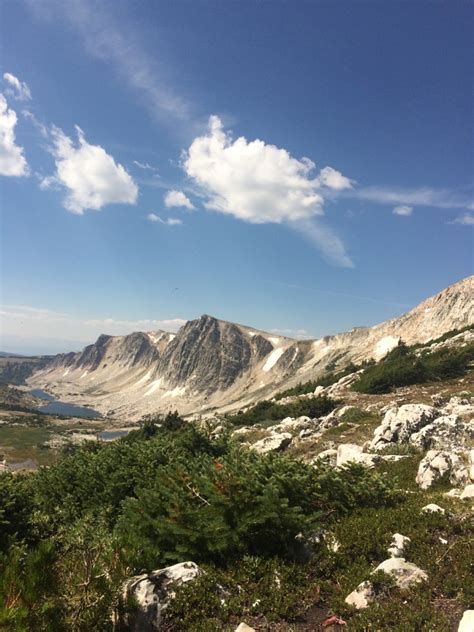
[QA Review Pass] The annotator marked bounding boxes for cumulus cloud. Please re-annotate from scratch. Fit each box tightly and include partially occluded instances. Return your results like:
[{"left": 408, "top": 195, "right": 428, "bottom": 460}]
[
  {"left": 317, "top": 166, "right": 354, "bottom": 190},
  {"left": 3, "top": 72, "right": 32, "bottom": 101},
  {"left": 393, "top": 205, "right": 413, "bottom": 216},
  {"left": 164, "top": 189, "right": 195, "bottom": 210},
  {"left": 184, "top": 115, "right": 329, "bottom": 224},
  {"left": 451, "top": 213, "right": 474, "bottom": 226},
  {"left": 183, "top": 115, "right": 353, "bottom": 266},
  {"left": 147, "top": 213, "right": 182, "bottom": 226},
  {"left": 0, "top": 94, "right": 29, "bottom": 177},
  {"left": 47, "top": 125, "right": 138, "bottom": 213}
]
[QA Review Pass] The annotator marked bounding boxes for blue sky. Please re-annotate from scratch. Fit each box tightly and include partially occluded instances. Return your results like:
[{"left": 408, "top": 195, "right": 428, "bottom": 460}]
[{"left": 1, "top": 0, "right": 473, "bottom": 354}]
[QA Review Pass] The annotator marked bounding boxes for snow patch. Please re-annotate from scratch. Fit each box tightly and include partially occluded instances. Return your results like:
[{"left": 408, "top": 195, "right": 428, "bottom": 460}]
[
  {"left": 144, "top": 378, "right": 162, "bottom": 396},
  {"left": 374, "top": 336, "right": 400, "bottom": 360},
  {"left": 268, "top": 336, "right": 281, "bottom": 345},
  {"left": 168, "top": 333, "right": 175, "bottom": 341},
  {"left": 164, "top": 386, "right": 186, "bottom": 398},
  {"left": 263, "top": 348, "right": 285, "bottom": 372},
  {"left": 80, "top": 371, "right": 88, "bottom": 378},
  {"left": 62, "top": 369, "right": 70, "bottom": 377},
  {"left": 136, "top": 370, "right": 152, "bottom": 386},
  {"left": 247, "top": 331, "right": 257, "bottom": 337}
]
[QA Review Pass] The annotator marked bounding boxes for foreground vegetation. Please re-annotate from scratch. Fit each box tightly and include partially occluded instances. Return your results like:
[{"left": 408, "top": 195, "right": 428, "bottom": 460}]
[{"left": 1, "top": 416, "right": 471, "bottom": 631}]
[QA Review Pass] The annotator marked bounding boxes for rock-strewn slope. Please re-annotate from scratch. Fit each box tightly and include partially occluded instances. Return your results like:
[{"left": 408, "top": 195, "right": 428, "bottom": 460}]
[{"left": 26, "top": 276, "right": 474, "bottom": 419}]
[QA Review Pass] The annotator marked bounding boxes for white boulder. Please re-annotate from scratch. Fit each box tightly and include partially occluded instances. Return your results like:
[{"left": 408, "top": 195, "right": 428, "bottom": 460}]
[
  {"left": 458, "top": 610, "right": 474, "bottom": 632},
  {"left": 460, "top": 484, "right": 474, "bottom": 500},
  {"left": 123, "top": 561, "right": 202, "bottom": 631},
  {"left": 374, "top": 557, "right": 427, "bottom": 590},
  {"left": 251, "top": 432, "right": 292, "bottom": 454},
  {"left": 345, "top": 580, "right": 374, "bottom": 610},
  {"left": 235, "top": 624, "right": 256, "bottom": 632},
  {"left": 421, "top": 503, "right": 445, "bottom": 514},
  {"left": 387, "top": 533, "right": 410, "bottom": 558},
  {"left": 337, "top": 443, "right": 380, "bottom": 468}
]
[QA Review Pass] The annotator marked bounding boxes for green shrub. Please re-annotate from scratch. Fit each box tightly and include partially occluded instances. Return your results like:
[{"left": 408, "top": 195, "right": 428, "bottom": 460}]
[
  {"left": 352, "top": 341, "right": 474, "bottom": 394},
  {"left": 226, "top": 395, "right": 337, "bottom": 427}
]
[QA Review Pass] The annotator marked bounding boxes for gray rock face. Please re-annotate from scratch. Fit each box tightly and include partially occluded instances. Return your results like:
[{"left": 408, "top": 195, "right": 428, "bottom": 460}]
[
  {"left": 157, "top": 315, "right": 273, "bottom": 394},
  {"left": 122, "top": 561, "right": 202, "bottom": 631}
]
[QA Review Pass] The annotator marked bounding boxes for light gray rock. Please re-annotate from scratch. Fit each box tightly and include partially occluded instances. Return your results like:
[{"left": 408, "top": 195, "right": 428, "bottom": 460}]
[
  {"left": 336, "top": 443, "right": 380, "bottom": 468},
  {"left": 251, "top": 432, "right": 292, "bottom": 454},
  {"left": 346, "top": 553, "right": 427, "bottom": 610},
  {"left": 387, "top": 533, "right": 410, "bottom": 558},
  {"left": 123, "top": 561, "right": 202, "bottom": 631},
  {"left": 370, "top": 404, "right": 439, "bottom": 451},
  {"left": 421, "top": 503, "right": 445, "bottom": 514},
  {"left": 313, "top": 449, "right": 338, "bottom": 467},
  {"left": 416, "top": 450, "right": 469, "bottom": 489},
  {"left": 234, "top": 624, "right": 256, "bottom": 632},
  {"left": 460, "top": 484, "right": 474, "bottom": 500},
  {"left": 458, "top": 610, "right": 474, "bottom": 632},
  {"left": 345, "top": 580, "right": 374, "bottom": 610},
  {"left": 409, "top": 415, "right": 470, "bottom": 450},
  {"left": 374, "top": 557, "right": 427, "bottom": 589}
]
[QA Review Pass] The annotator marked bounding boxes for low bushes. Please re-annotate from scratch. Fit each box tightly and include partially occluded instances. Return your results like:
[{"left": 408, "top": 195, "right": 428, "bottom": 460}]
[
  {"left": 352, "top": 342, "right": 474, "bottom": 394},
  {"left": 226, "top": 395, "right": 337, "bottom": 427}
]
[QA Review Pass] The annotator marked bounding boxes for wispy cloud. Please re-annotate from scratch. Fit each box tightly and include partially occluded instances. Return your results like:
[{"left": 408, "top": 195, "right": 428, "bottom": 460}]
[
  {"left": 450, "top": 212, "right": 474, "bottom": 226},
  {"left": 349, "top": 185, "right": 473, "bottom": 211},
  {"left": 267, "top": 280, "right": 410, "bottom": 308},
  {"left": 0, "top": 304, "right": 187, "bottom": 349},
  {"left": 26, "top": 0, "right": 195, "bottom": 130},
  {"left": 3, "top": 72, "right": 32, "bottom": 101},
  {"left": 147, "top": 213, "right": 183, "bottom": 226}
]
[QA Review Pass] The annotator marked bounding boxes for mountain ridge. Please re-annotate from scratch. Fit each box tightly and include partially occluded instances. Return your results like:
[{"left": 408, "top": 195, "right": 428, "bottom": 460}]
[{"left": 24, "top": 275, "right": 474, "bottom": 420}]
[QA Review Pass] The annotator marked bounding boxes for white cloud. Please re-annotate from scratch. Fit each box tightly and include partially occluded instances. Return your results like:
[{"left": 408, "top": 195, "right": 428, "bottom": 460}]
[
  {"left": 183, "top": 115, "right": 353, "bottom": 266},
  {"left": 164, "top": 189, "right": 195, "bottom": 210},
  {"left": 393, "top": 205, "right": 413, "bottom": 216},
  {"left": 290, "top": 219, "right": 354, "bottom": 268},
  {"left": 3, "top": 72, "right": 32, "bottom": 101},
  {"left": 317, "top": 166, "right": 354, "bottom": 190},
  {"left": 0, "top": 304, "right": 187, "bottom": 352},
  {"left": 451, "top": 213, "right": 474, "bottom": 226},
  {"left": 185, "top": 115, "right": 327, "bottom": 224},
  {"left": 48, "top": 125, "right": 138, "bottom": 214},
  {"left": 352, "top": 186, "right": 473, "bottom": 211},
  {"left": 0, "top": 94, "right": 29, "bottom": 177},
  {"left": 147, "top": 213, "right": 183, "bottom": 226},
  {"left": 133, "top": 160, "right": 159, "bottom": 173}
]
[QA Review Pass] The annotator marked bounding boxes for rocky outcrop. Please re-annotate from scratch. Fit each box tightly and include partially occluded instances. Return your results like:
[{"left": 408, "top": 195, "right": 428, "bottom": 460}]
[
  {"left": 122, "top": 561, "right": 202, "bottom": 631},
  {"left": 370, "top": 404, "right": 440, "bottom": 451},
  {"left": 416, "top": 450, "right": 469, "bottom": 489},
  {"left": 251, "top": 432, "right": 292, "bottom": 454}
]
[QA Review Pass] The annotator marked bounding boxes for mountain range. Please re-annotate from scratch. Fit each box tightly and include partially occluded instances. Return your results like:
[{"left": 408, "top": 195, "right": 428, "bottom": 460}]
[{"left": 18, "top": 276, "right": 473, "bottom": 420}]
